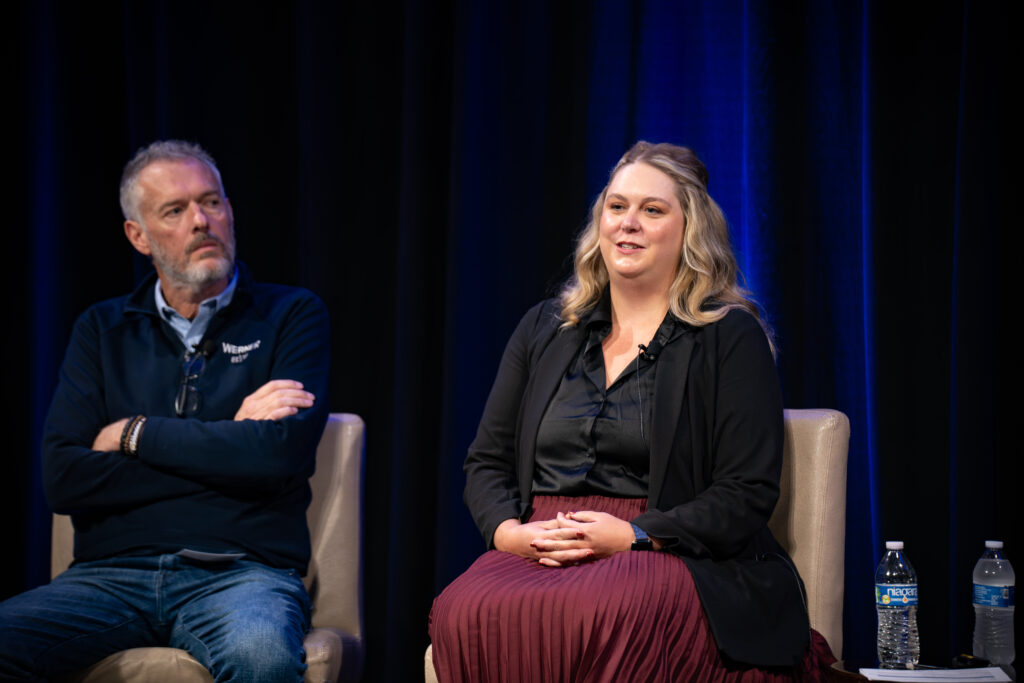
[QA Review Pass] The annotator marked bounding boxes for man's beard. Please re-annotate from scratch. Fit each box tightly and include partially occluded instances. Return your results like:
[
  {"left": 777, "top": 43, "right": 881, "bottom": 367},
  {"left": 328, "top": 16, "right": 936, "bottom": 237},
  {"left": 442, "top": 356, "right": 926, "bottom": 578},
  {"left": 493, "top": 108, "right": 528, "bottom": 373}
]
[{"left": 149, "top": 229, "right": 236, "bottom": 292}]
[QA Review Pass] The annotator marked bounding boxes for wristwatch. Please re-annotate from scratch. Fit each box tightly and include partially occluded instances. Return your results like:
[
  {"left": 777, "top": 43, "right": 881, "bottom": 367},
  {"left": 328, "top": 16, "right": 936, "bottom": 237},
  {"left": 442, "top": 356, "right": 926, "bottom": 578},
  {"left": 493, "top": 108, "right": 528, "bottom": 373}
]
[{"left": 630, "top": 523, "right": 654, "bottom": 551}]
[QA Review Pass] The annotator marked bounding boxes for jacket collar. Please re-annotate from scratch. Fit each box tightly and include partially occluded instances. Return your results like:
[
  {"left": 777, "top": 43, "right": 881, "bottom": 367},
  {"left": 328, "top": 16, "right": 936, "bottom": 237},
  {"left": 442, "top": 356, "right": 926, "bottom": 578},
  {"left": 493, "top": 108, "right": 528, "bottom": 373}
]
[
  {"left": 647, "top": 329, "right": 693, "bottom": 505},
  {"left": 124, "top": 262, "right": 253, "bottom": 317},
  {"left": 516, "top": 313, "right": 583, "bottom": 507}
]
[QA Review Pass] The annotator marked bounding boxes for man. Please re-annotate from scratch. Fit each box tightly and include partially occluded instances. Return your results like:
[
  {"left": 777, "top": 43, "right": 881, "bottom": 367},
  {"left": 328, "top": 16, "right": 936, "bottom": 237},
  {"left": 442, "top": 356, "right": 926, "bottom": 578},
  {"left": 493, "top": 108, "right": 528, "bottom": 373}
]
[{"left": 0, "top": 141, "right": 330, "bottom": 682}]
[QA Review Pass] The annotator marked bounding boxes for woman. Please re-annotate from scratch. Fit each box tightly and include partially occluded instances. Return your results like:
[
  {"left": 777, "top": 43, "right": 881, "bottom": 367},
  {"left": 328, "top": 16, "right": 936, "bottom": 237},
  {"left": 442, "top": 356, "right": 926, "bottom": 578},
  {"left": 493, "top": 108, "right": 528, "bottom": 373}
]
[{"left": 430, "top": 142, "right": 835, "bottom": 681}]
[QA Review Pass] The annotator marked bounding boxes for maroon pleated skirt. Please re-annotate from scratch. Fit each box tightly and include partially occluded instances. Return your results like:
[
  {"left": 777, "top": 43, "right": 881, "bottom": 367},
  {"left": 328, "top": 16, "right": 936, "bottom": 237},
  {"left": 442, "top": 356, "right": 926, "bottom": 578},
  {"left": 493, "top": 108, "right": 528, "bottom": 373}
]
[{"left": 429, "top": 495, "right": 836, "bottom": 683}]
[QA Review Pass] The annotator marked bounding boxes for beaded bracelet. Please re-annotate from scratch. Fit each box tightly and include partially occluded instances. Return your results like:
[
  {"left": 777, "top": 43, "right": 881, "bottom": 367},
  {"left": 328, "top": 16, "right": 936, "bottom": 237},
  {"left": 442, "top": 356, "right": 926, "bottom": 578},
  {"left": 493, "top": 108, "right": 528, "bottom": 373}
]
[{"left": 119, "top": 415, "right": 147, "bottom": 457}]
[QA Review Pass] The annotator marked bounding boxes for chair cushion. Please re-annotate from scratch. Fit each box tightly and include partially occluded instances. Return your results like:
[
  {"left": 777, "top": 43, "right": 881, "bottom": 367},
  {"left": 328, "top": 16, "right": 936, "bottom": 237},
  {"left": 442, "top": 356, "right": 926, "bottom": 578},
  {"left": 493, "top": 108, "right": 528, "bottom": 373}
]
[
  {"left": 55, "top": 647, "right": 212, "bottom": 683},
  {"left": 54, "top": 627, "right": 344, "bottom": 683}
]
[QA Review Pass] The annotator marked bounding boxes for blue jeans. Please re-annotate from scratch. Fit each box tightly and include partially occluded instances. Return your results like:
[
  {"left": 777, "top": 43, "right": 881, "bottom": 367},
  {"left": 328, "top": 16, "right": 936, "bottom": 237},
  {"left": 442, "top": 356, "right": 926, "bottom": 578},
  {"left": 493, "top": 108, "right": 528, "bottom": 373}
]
[{"left": 0, "top": 554, "right": 311, "bottom": 682}]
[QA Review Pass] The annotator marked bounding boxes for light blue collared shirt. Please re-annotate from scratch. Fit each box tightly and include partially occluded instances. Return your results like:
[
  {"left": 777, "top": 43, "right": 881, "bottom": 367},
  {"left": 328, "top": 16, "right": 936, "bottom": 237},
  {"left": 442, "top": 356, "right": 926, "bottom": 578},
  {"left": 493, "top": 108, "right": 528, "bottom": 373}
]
[
  {"left": 154, "top": 268, "right": 239, "bottom": 352},
  {"left": 155, "top": 267, "right": 243, "bottom": 561}
]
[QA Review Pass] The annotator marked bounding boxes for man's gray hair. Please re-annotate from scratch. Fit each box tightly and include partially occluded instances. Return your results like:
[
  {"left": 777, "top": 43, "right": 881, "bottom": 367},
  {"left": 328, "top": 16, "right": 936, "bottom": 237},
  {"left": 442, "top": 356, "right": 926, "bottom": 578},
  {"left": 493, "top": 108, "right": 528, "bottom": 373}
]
[{"left": 119, "top": 140, "right": 225, "bottom": 223}]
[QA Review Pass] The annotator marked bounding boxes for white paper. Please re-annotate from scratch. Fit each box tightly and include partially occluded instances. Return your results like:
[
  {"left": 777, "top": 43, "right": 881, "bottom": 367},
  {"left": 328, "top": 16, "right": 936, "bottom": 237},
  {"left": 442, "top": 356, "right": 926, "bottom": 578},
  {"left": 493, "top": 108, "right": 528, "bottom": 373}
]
[{"left": 858, "top": 667, "right": 1011, "bottom": 682}]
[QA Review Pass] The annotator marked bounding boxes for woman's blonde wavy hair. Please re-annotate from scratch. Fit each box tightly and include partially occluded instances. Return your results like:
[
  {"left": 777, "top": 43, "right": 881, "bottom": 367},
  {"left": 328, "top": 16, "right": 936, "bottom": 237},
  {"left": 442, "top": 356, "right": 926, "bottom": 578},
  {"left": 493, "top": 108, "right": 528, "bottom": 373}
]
[{"left": 558, "top": 141, "right": 774, "bottom": 352}]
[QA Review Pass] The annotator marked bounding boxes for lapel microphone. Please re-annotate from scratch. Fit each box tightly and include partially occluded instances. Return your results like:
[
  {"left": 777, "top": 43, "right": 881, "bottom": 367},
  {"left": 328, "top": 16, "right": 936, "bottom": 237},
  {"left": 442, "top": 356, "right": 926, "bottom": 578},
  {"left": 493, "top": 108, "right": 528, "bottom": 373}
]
[
  {"left": 638, "top": 340, "right": 663, "bottom": 361},
  {"left": 193, "top": 339, "right": 217, "bottom": 359}
]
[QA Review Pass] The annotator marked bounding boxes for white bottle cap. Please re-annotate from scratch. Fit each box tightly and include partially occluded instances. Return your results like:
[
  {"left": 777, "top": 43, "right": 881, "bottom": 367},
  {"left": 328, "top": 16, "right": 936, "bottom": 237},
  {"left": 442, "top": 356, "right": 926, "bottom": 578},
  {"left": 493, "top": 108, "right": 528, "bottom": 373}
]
[
  {"left": 886, "top": 541, "right": 904, "bottom": 550},
  {"left": 985, "top": 540, "right": 1003, "bottom": 549}
]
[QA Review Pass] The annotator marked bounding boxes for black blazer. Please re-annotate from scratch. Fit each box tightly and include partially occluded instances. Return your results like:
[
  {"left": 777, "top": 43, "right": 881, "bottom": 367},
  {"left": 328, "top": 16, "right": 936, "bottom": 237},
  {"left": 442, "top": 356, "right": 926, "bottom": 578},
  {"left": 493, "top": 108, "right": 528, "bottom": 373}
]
[{"left": 463, "top": 298, "right": 811, "bottom": 667}]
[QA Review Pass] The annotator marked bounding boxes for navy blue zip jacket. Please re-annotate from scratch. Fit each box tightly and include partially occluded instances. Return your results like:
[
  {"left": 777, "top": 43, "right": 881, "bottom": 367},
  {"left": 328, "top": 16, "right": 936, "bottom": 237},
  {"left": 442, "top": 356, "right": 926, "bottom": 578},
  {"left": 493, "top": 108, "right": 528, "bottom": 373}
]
[{"left": 41, "top": 263, "right": 330, "bottom": 573}]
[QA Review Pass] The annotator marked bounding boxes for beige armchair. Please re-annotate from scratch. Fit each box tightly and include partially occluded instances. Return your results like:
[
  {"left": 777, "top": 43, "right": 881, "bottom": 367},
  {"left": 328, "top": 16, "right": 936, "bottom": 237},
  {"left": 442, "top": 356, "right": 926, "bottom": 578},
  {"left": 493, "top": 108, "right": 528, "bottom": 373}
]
[
  {"left": 424, "top": 407, "right": 850, "bottom": 680},
  {"left": 768, "top": 408, "right": 850, "bottom": 660},
  {"left": 50, "top": 413, "right": 366, "bottom": 683}
]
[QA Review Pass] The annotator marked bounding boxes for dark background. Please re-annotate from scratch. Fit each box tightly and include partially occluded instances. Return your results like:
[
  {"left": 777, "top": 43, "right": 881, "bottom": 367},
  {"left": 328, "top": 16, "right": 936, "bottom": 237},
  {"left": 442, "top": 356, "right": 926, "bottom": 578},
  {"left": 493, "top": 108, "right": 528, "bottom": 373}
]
[{"left": 6, "top": 1, "right": 1014, "bottom": 680}]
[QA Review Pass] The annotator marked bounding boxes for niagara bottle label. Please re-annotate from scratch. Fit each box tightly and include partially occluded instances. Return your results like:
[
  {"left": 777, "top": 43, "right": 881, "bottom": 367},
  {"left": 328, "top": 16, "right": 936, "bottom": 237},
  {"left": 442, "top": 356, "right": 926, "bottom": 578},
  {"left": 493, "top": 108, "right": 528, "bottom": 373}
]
[{"left": 876, "top": 583, "right": 918, "bottom": 606}]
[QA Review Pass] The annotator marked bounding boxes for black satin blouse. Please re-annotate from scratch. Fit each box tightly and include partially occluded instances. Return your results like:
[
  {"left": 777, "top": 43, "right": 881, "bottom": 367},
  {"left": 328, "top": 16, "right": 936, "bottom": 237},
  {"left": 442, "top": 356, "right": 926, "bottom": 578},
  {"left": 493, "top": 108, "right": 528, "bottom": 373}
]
[{"left": 532, "top": 296, "right": 683, "bottom": 497}]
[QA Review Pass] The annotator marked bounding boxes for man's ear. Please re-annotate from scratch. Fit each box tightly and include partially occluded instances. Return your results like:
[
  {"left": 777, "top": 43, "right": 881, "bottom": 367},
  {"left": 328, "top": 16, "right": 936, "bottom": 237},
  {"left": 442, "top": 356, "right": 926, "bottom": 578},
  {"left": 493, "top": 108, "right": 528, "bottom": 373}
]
[{"left": 124, "top": 220, "right": 151, "bottom": 256}]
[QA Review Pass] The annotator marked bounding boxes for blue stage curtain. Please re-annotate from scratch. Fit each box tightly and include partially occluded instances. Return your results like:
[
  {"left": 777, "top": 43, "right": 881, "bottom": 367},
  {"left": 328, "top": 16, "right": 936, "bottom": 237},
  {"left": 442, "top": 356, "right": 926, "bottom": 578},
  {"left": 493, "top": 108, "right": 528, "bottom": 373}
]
[{"left": 8, "top": 1, "right": 1011, "bottom": 679}]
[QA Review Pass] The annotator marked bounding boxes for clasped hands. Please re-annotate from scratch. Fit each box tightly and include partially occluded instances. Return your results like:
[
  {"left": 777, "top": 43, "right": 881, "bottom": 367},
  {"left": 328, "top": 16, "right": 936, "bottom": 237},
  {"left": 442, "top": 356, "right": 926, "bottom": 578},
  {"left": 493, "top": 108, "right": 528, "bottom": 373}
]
[
  {"left": 91, "top": 379, "right": 314, "bottom": 452},
  {"left": 493, "top": 511, "right": 636, "bottom": 567}
]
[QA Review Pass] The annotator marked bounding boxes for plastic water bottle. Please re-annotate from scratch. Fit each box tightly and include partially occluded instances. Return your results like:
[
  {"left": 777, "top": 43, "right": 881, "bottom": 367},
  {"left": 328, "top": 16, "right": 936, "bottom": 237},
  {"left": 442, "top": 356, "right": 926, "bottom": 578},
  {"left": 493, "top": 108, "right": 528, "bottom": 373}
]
[
  {"left": 972, "top": 540, "right": 1015, "bottom": 667},
  {"left": 875, "top": 541, "right": 920, "bottom": 668}
]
